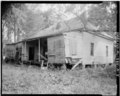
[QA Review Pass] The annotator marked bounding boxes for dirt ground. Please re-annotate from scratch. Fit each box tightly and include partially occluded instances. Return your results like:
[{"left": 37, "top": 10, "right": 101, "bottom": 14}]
[{"left": 2, "top": 63, "right": 117, "bottom": 95}]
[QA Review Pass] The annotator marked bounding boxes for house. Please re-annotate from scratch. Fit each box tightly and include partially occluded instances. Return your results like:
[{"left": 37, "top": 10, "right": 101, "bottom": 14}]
[
  {"left": 4, "top": 42, "right": 22, "bottom": 62},
  {"left": 20, "top": 16, "right": 114, "bottom": 68}
]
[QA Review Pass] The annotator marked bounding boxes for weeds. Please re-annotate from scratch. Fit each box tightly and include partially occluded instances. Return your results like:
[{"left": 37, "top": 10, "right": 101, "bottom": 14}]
[{"left": 2, "top": 63, "right": 117, "bottom": 95}]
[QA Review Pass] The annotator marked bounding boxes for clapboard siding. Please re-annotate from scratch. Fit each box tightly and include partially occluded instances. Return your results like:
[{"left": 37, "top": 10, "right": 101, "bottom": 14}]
[
  {"left": 5, "top": 44, "right": 16, "bottom": 58},
  {"left": 47, "top": 35, "right": 65, "bottom": 64}
]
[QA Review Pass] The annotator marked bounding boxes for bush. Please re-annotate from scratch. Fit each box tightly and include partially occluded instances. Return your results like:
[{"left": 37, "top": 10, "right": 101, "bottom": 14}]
[
  {"left": 104, "top": 64, "right": 116, "bottom": 79},
  {"left": 97, "top": 64, "right": 116, "bottom": 79}
]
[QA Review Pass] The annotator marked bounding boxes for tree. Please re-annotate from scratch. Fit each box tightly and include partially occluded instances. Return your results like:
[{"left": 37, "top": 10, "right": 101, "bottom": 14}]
[
  {"left": 2, "top": 3, "right": 27, "bottom": 43},
  {"left": 88, "top": 2, "right": 117, "bottom": 32},
  {"left": 64, "top": 2, "right": 117, "bottom": 32},
  {"left": 23, "top": 8, "right": 54, "bottom": 38}
]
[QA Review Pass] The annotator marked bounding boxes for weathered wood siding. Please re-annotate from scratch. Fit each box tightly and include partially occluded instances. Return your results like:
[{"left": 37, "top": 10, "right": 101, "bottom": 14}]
[
  {"left": 47, "top": 35, "right": 65, "bottom": 64},
  {"left": 22, "top": 42, "right": 26, "bottom": 61},
  {"left": 5, "top": 44, "right": 16, "bottom": 58}
]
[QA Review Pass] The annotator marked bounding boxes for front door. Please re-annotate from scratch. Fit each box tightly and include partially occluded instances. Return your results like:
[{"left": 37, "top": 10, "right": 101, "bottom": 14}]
[{"left": 29, "top": 47, "right": 34, "bottom": 60}]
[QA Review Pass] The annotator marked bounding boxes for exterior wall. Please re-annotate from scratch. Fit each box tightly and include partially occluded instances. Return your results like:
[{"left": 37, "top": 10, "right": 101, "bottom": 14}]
[
  {"left": 5, "top": 44, "right": 16, "bottom": 58},
  {"left": 22, "top": 42, "right": 26, "bottom": 61},
  {"left": 82, "top": 32, "right": 114, "bottom": 65},
  {"left": 21, "top": 31, "right": 114, "bottom": 65},
  {"left": 64, "top": 31, "right": 83, "bottom": 59},
  {"left": 22, "top": 40, "right": 39, "bottom": 61},
  {"left": 47, "top": 35, "right": 65, "bottom": 64},
  {"left": 64, "top": 31, "right": 114, "bottom": 65},
  {"left": 22, "top": 41, "right": 29, "bottom": 61}
]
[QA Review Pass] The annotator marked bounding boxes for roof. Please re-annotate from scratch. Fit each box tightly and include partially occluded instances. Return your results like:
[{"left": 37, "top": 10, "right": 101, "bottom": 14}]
[
  {"left": 22, "top": 11, "right": 114, "bottom": 41},
  {"left": 23, "top": 16, "right": 101, "bottom": 41},
  {"left": 6, "top": 41, "right": 22, "bottom": 46}
]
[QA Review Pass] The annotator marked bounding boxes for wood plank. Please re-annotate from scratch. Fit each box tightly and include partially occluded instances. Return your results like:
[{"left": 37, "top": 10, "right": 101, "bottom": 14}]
[
  {"left": 71, "top": 58, "right": 82, "bottom": 70},
  {"left": 25, "top": 41, "right": 27, "bottom": 60},
  {"left": 38, "top": 39, "right": 40, "bottom": 62},
  {"left": 47, "top": 35, "right": 65, "bottom": 64}
]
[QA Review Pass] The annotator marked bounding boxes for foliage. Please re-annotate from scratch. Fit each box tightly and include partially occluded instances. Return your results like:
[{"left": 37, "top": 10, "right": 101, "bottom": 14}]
[
  {"left": 103, "top": 64, "right": 116, "bottom": 79},
  {"left": 64, "top": 2, "right": 117, "bottom": 32},
  {"left": 23, "top": 8, "right": 54, "bottom": 35},
  {"left": 2, "top": 3, "right": 27, "bottom": 43},
  {"left": 2, "top": 63, "right": 117, "bottom": 95},
  {"left": 88, "top": 2, "right": 117, "bottom": 32}
]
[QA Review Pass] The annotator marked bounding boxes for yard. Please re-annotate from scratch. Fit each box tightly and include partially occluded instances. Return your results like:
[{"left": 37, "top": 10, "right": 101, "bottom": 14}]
[{"left": 2, "top": 63, "right": 117, "bottom": 95}]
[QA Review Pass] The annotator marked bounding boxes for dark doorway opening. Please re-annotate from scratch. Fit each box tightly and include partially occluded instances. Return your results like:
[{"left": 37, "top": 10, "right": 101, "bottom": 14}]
[
  {"left": 29, "top": 47, "right": 34, "bottom": 60},
  {"left": 40, "top": 38, "right": 48, "bottom": 59},
  {"left": 40, "top": 38, "right": 48, "bottom": 61}
]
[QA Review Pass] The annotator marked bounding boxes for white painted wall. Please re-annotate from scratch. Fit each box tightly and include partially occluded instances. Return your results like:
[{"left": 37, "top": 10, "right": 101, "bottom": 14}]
[
  {"left": 82, "top": 32, "right": 114, "bottom": 65},
  {"left": 64, "top": 31, "right": 114, "bottom": 65},
  {"left": 64, "top": 31, "right": 83, "bottom": 59}
]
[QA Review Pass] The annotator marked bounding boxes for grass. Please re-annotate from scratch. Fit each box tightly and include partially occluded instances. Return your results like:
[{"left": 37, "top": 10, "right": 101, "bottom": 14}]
[{"left": 2, "top": 63, "right": 117, "bottom": 95}]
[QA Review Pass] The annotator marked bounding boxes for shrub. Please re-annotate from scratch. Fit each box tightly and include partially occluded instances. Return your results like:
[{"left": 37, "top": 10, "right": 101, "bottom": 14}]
[
  {"left": 97, "top": 64, "right": 116, "bottom": 79},
  {"left": 104, "top": 64, "right": 116, "bottom": 79}
]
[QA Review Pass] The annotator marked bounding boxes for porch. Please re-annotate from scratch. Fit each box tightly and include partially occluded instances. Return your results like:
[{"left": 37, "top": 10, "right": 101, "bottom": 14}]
[{"left": 21, "top": 38, "right": 48, "bottom": 67}]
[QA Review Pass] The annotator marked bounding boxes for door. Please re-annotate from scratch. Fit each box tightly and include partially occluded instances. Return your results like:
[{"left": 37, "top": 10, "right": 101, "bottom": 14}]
[{"left": 29, "top": 47, "right": 34, "bottom": 60}]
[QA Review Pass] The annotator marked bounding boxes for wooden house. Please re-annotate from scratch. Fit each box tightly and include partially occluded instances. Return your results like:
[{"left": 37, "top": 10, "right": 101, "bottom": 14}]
[{"left": 21, "top": 16, "right": 114, "bottom": 68}]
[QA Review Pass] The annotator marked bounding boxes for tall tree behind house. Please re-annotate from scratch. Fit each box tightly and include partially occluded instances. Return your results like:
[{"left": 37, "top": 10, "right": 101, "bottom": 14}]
[
  {"left": 2, "top": 3, "right": 27, "bottom": 44},
  {"left": 2, "top": 3, "right": 116, "bottom": 45}
]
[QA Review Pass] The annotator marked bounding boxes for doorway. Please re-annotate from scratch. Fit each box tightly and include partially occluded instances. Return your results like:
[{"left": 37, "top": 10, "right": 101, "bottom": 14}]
[
  {"left": 29, "top": 47, "right": 34, "bottom": 60},
  {"left": 40, "top": 38, "right": 48, "bottom": 59}
]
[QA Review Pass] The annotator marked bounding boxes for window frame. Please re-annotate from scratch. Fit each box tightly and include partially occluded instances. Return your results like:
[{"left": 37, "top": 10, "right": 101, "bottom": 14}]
[
  {"left": 106, "top": 45, "right": 108, "bottom": 57},
  {"left": 90, "top": 43, "right": 94, "bottom": 56}
]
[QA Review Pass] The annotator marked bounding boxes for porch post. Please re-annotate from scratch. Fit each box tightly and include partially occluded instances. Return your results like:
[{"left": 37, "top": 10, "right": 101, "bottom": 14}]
[
  {"left": 25, "top": 41, "right": 27, "bottom": 60},
  {"left": 38, "top": 39, "right": 40, "bottom": 62},
  {"left": 22, "top": 42, "right": 24, "bottom": 61}
]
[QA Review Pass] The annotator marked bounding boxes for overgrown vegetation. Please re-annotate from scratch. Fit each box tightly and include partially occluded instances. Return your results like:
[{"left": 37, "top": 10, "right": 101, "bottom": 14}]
[{"left": 2, "top": 63, "right": 117, "bottom": 95}]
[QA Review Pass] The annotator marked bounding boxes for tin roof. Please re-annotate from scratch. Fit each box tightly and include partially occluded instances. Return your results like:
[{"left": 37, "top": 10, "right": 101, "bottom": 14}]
[
  {"left": 23, "top": 16, "right": 101, "bottom": 41},
  {"left": 22, "top": 11, "right": 114, "bottom": 41}
]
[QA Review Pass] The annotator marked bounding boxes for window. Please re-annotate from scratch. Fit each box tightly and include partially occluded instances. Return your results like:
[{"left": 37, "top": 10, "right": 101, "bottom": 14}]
[
  {"left": 90, "top": 43, "right": 94, "bottom": 56},
  {"left": 106, "top": 46, "right": 108, "bottom": 57}
]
